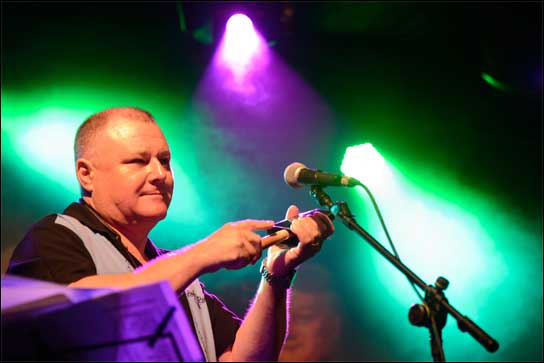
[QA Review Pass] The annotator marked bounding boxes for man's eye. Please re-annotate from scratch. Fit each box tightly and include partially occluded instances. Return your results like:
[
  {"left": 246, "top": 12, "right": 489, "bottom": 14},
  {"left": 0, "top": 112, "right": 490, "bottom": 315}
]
[
  {"left": 128, "top": 159, "right": 146, "bottom": 164},
  {"left": 160, "top": 158, "right": 171, "bottom": 166}
]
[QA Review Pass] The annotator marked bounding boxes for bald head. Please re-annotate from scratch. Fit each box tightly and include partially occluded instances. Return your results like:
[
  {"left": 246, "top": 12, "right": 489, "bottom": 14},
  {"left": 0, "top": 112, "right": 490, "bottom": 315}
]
[
  {"left": 74, "top": 107, "right": 162, "bottom": 197},
  {"left": 74, "top": 107, "right": 156, "bottom": 162}
]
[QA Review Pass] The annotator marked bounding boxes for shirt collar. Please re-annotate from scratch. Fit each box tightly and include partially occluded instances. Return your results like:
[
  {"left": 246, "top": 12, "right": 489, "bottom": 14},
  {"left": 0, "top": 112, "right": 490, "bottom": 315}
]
[
  {"left": 63, "top": 199, "right": 119, "bottom": 241},
  {"left": 63, "top": 199, "right": 161, "bottom": 261}
]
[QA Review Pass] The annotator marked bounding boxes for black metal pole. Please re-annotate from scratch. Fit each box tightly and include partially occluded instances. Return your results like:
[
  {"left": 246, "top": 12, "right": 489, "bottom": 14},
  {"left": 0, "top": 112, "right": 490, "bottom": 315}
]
[{"left": 309, "top": 185, "right": 499, "bottom": 355}]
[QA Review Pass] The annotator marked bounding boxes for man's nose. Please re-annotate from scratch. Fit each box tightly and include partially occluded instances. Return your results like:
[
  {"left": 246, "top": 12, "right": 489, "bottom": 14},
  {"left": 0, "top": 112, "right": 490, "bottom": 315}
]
[{"left": 148, "top": 158, "right": 167, "bottom": 182}]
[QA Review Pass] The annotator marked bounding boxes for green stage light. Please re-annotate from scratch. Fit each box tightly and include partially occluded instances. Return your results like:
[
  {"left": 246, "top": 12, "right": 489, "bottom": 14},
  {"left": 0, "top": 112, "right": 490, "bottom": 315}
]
[
  {"left": 340, "top": 143, "right": 394, "bottom": 194},
  {"left": 17, "top": 108, "right": 83, "bottom": 191},
  {"left": 1, "top": 86, "right": 211, "bottom": 248},
  {"left": 193, "top": 21, "right": 213, "bottom": 45},
  {"left": 481, "top": 72, "right": 509, "bottom": 91},
  {"left": 339, "top": 143, "right": 541, "bottom": 361},
  {"left": 176, "top": 1, "right": 187, "bottom": 33}
]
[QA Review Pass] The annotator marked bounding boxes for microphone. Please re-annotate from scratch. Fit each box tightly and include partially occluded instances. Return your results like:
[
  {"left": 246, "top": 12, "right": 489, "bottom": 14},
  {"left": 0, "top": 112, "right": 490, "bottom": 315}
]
[{"left": 283, "top": 162, "right": 360, "bottom": 188}]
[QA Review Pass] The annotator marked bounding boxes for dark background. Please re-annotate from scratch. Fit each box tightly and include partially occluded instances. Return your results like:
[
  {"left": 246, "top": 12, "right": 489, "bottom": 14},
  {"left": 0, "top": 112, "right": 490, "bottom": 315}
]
[{"left": 2, "top": 2, "right": 542, "bottom": 361}]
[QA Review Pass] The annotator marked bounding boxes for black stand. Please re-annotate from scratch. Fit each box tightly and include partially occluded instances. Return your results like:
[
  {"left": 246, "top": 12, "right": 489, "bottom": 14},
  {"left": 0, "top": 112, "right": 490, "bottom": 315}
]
[
  {"left": 408, "top": 277, "right": 449, "bottom": 362},
  {"left": 309, "top": 185, "right": 499, "bottom": 361}
]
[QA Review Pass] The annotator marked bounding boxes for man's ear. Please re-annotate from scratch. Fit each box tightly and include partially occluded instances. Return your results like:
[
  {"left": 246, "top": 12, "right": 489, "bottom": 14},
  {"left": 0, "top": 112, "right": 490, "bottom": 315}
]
[{"left": 76, "top": 158, "right": 95, "bottom": 194}]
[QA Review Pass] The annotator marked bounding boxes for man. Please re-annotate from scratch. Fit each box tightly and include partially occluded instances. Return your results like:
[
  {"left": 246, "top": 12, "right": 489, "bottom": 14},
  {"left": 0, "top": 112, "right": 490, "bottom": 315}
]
[{"left": 7, "top": 106, "right": 334, "bottom": 362}]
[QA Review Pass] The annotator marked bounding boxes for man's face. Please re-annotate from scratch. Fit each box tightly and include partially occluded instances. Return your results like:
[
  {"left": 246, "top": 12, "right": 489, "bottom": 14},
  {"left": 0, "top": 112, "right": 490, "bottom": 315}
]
[{"left": 86, "top": 118, "right": 174, "bottom": 226}]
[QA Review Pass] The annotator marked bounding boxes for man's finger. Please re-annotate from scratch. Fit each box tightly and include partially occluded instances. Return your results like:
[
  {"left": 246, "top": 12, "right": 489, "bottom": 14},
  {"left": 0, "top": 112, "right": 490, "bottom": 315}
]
[
  {"left": 236, "top": 219, "right": 275, "bottom": 230},
  {"left": 285, "top": 205, "right": 299, "bottom": 220},
  {"left": 311, "top": 212, "right": 335, "bottom": 238}
]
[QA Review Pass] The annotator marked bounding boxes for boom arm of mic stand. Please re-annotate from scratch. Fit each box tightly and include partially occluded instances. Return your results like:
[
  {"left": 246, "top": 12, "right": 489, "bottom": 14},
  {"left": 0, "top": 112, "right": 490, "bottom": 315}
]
[{"left": 309, "top": 185, "right": 500, "bottom": 354}]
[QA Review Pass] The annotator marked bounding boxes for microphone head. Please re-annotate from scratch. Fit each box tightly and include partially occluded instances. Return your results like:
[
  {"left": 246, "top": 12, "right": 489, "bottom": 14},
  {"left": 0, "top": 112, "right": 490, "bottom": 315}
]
[{"left": 283, "top": 162, "right": 307, "bottom": 188}]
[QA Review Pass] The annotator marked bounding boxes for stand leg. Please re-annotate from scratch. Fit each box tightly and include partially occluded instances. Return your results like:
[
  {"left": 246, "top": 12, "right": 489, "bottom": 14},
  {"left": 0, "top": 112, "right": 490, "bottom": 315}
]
[{"left": 429, "top": 314, "right": 446, "bottom": 362}]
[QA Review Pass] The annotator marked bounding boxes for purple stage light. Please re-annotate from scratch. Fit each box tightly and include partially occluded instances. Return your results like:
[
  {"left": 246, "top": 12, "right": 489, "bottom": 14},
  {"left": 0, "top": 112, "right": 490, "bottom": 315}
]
[
  {"left": 226, "top": 13, "right": 254, "bottom": 34},
  {"left": 224, "top": 14, "right": 259, "bottom": 70},
  {"left": 214, "top": 13, "right": 269, "bottom": 92}
]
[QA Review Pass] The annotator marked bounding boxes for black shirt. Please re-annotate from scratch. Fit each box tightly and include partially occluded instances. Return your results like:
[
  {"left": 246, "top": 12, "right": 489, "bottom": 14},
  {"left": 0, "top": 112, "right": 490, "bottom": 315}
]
[{"left": 7, "top": 199, "right": 242, "bottom": 358}]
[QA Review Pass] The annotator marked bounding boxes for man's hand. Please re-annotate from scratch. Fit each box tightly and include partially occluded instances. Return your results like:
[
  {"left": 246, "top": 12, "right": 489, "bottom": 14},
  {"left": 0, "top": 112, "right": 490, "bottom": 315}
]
[
  {"left": 266, "top": 205, "right": 334, "bottom": 277},
  {"left": 200, "top": 219, "right": 275, "bottom": 273}
]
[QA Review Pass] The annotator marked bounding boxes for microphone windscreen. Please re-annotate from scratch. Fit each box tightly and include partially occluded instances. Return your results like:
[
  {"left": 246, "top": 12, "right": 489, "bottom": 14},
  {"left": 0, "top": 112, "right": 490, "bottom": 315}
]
[{"left": 283, "top": 162, "right": 307, "bottom": 188}]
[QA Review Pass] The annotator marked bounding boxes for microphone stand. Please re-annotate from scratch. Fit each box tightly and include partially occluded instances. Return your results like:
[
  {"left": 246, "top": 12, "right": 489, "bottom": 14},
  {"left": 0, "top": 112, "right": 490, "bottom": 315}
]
[{"left": 309, "top": 185, "right": 499, "bottom": 361}]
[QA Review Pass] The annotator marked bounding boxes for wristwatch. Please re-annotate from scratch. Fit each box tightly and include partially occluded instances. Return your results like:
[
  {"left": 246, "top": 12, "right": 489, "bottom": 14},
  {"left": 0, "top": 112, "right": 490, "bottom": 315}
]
[{"left": 260, "top": 260, "right": 297, "bottom": 289}]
